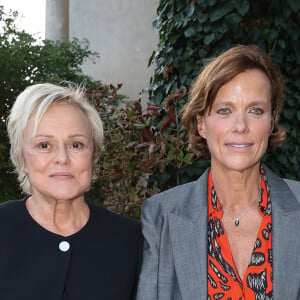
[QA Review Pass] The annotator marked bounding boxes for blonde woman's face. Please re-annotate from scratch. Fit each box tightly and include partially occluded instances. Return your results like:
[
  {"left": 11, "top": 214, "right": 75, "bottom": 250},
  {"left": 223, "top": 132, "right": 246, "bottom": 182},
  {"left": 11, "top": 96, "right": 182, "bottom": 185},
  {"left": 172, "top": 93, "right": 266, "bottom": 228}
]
[
  {"left": 197, "top": 69, "right": 274, "bottom": 174},
  {"left": 22, "top": 103, "right": 94, "bottom": 202}
]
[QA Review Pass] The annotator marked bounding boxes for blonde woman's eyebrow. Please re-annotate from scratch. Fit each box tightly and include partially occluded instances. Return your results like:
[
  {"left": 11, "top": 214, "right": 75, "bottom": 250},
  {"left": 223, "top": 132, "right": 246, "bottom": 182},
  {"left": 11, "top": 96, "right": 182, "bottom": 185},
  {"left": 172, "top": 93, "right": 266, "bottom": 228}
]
[
  {"left": 67, "top": 134, "right": 90, "bottom": 140},
  {"left": 31, "top": 134, "right": 53, "bottom": 139},
  {"left": 32, "top": 134, "right": 89, "bottom": 139}
]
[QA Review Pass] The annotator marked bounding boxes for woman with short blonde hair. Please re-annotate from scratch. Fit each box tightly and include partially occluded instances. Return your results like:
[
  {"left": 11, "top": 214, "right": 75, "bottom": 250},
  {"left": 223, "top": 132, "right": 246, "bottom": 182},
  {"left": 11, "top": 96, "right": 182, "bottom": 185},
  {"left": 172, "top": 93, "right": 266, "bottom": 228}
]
[{"left": 1, "top": 82, "right": 142, "bottom": 300}]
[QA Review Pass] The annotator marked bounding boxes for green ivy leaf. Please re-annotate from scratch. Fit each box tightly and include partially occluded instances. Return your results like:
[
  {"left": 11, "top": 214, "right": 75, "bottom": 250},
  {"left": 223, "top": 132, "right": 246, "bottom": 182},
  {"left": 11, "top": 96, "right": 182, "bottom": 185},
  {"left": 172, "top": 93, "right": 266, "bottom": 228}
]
[
  {"left": 208, "top": 0, "right": 217, "bottom": 6},
  {"left": 209, "top": 6, "right": 234, "bottom": 22},
  {"left": 152, "top": 18, "right": 159, "bottom": 30},
  {"left": 184, "top": 27, "right": 196, "bottom": 38},
  {"left": 233, "top": 0, "right": 250, "bottom": 16},
  {"left": 277, "top": 153, "right": 287, "bottom": 164},
  {"left": 283, "top": 108, "right": 295, "bottom": 119},
  {"left": 198, "top": 13, "right": 208, "bottom": 23},
  {"left": 204, "top": 33, "right": 216, "bottom": 45},
  {"left": 173, "top": 13, "right": 184, "bottom": 23},
  {"left": 278, "top": 40, "right": 286, "bottom": 49},
  {"left": 187, "top": 3, "right": 195, "bottom": 18},
  {"left": 287, "top": 0, "right": 300, "bottom": 12}
]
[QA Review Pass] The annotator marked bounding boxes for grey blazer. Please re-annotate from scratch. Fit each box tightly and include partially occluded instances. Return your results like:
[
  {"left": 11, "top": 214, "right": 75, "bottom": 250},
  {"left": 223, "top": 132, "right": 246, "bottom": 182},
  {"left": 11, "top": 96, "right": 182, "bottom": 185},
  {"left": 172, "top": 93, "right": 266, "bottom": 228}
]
[{"left": 136, "top": 167, "right": 300, "bottom": 300}]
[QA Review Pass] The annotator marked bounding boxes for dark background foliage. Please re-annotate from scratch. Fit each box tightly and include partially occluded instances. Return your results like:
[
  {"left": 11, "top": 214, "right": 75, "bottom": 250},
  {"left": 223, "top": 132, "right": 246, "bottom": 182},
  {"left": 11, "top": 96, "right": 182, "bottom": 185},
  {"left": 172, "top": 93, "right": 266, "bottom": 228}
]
[{"left": 148, "top": 0, "right": 300, "bottom": 190}]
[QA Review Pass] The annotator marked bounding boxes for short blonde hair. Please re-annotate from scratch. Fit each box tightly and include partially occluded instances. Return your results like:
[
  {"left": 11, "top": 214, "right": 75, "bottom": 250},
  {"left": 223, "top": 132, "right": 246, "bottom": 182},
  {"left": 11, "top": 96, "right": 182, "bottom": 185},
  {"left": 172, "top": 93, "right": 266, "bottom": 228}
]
[
  {"left": 182, "top": 44, "right": 286, "bottom": 157},
  {"left": 7, "top": 83, "right": 104, "bottom": 194}
]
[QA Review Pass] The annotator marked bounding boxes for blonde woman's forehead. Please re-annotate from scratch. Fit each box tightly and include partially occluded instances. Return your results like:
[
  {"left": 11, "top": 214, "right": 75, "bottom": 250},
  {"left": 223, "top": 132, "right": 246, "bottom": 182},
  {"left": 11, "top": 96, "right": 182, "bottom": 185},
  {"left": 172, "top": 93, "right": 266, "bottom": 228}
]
[{"left": 27, "top": 103, "right": 93, "bottom": 139}]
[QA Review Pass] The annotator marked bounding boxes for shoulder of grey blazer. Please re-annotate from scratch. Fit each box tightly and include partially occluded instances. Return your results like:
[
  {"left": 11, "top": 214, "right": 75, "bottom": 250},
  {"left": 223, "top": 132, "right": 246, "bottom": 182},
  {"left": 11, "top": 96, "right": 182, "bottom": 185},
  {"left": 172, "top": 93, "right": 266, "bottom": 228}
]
[{"left": 284, "top": 178, "right": 300, "bottom": 204}]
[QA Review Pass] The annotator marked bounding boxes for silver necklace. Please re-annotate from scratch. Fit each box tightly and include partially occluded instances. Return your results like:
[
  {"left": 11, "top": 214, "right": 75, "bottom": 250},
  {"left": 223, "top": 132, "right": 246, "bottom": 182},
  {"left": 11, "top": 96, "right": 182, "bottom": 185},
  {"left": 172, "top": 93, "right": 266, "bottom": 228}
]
[{"left": 222, "top": 190, "right": 261, "bottom": 226}]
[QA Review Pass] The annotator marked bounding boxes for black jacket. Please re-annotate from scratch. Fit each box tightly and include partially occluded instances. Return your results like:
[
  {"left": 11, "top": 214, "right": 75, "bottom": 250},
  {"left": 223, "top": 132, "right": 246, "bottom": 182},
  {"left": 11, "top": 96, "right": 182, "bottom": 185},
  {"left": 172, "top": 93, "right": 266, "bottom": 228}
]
[{"left": 0, "top": 198, "right": 143, "bottom": 300}]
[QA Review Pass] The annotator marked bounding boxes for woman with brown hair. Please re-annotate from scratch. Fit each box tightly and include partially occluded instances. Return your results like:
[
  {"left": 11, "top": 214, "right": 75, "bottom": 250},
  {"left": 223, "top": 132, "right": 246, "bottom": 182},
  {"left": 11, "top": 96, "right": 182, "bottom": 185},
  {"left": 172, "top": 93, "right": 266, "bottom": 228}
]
[{"left": 137, "top": 45, "right": 300, "bottom": 299}]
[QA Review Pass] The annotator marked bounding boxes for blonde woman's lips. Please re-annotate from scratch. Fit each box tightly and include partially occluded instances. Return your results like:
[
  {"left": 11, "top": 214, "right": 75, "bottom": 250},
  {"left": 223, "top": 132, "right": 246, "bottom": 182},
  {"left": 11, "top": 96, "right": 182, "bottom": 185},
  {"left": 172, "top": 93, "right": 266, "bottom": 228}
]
[{"left": 50, "top": 172, "right": 74, "bottom": 179}]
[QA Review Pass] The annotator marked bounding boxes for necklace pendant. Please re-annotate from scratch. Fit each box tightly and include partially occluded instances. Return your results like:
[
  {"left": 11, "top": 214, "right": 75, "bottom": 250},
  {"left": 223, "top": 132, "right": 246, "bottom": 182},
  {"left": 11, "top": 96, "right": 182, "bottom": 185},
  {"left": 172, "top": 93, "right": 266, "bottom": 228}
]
[{"left": 234, "top": 219, "right": 240, "bottom": 226}]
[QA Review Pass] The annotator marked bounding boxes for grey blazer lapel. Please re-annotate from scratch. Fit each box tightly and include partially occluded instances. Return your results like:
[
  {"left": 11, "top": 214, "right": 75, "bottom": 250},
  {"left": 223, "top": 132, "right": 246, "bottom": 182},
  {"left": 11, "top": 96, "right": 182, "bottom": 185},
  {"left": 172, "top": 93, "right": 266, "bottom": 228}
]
[
  {"left": 169, "top": 212, "right": 207, "bottom": 300},
  {"left": 168, "top": 170, "right": 209, "bottom": 300},
  {"left": 266, "top": 168, "right": 300, "bottom": 299}
]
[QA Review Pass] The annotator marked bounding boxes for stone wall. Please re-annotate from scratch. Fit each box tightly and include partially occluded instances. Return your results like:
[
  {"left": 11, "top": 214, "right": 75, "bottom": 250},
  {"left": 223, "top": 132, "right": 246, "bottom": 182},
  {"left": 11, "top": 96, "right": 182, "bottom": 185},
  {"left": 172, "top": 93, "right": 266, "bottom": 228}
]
[{"left": 46, "top": 0, "right": 158, "bottom": 103}]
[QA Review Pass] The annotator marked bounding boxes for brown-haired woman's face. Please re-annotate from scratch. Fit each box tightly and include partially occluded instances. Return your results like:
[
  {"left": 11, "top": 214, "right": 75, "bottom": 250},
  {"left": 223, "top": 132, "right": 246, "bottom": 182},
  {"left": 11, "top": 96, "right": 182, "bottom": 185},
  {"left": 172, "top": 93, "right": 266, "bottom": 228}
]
[{"left": 196, "top": 69, "right": 274, "bottom": 173}]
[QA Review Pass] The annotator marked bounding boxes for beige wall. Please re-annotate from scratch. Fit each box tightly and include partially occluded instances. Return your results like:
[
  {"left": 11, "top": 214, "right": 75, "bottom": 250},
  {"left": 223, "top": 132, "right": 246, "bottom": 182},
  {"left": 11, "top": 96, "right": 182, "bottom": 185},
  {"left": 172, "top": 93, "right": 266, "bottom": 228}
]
[
  {"left": 46, "top": 0, "right": 158, "bottom": 103},
  {"left": 46, "top": 0, "right": 69, "bottom": 41}
]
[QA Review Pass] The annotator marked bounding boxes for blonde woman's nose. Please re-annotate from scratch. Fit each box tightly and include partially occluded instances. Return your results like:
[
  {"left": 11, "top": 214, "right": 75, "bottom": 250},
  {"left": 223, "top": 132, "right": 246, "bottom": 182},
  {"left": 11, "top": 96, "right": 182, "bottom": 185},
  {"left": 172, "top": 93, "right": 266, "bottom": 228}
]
[{"left": 54, "top": 145, "right": 69, "bottom": 164}]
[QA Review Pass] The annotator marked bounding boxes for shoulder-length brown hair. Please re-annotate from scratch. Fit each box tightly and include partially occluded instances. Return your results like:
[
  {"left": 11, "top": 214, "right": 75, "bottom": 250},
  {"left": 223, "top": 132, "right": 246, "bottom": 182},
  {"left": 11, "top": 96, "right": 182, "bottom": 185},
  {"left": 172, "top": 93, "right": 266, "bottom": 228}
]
[{"left": 182, "top": 44, "right": 286, "bottom": 157}]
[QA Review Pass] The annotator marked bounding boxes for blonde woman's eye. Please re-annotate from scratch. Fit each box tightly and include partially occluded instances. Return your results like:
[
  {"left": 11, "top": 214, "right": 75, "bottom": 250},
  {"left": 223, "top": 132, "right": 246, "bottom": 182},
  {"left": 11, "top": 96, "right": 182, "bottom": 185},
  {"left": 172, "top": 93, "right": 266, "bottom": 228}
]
[
  {"left": 217, "top": 108, "right": 231, "bottom": 115},
  {"left": 38, "top": 142, "right": 51, "bottom": 150},
  {"left": 71, "top": 142, "right": 84, "bottom": 149},
  {"left": 250, "top": 107, "right": 264, "bottom": 115}
]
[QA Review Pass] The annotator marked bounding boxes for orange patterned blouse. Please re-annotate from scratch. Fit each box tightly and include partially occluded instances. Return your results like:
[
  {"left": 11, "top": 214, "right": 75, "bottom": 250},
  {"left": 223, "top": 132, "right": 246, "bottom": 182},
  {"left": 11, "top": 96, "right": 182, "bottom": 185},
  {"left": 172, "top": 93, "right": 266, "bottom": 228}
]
[{"left": 207, "top": 167, "right": 273, "bottom": 299}]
